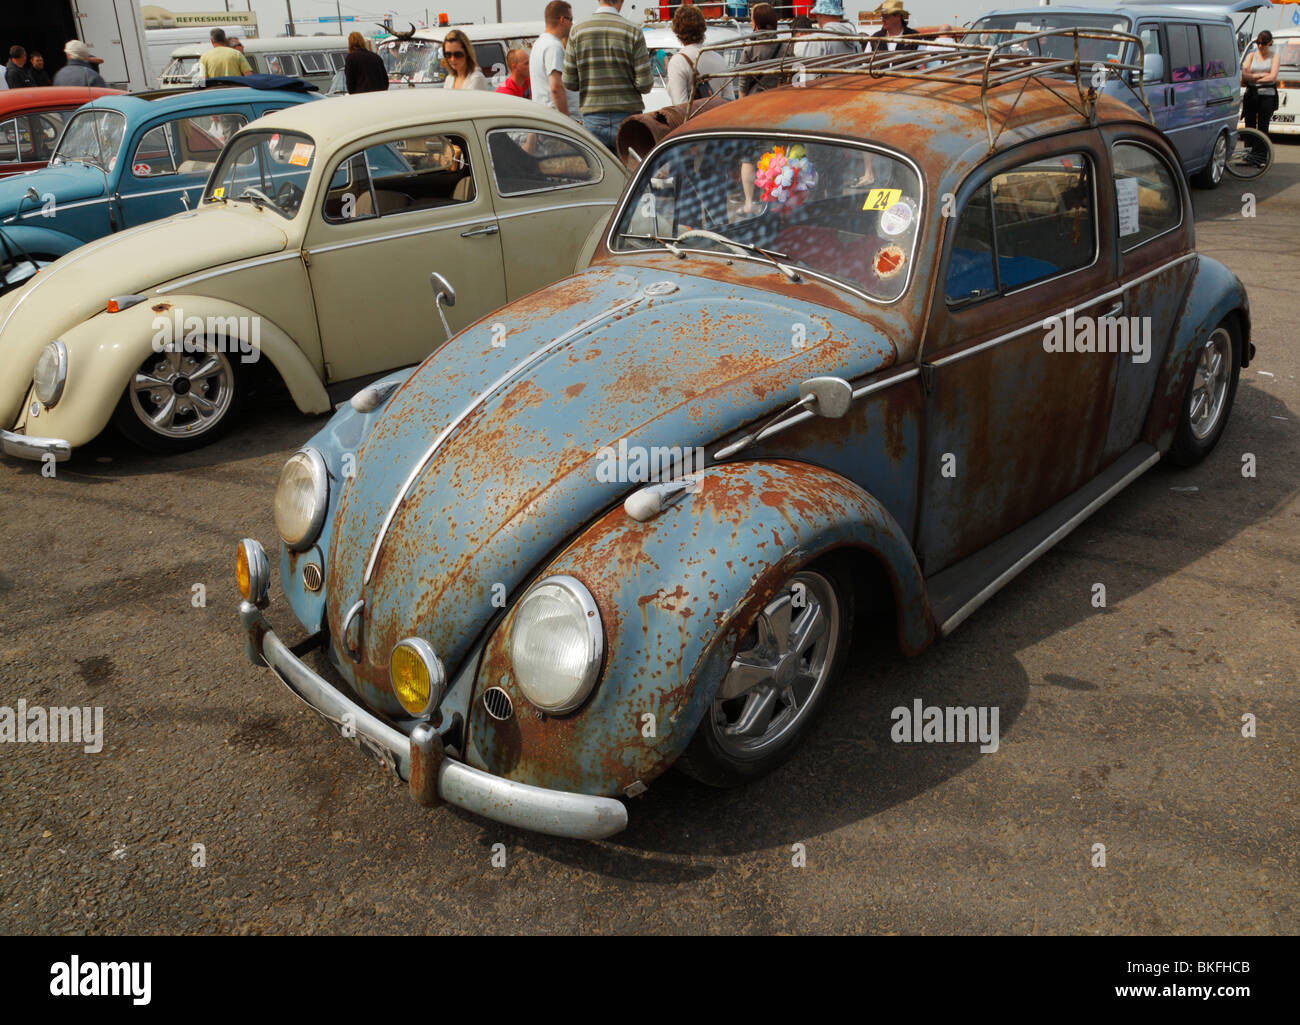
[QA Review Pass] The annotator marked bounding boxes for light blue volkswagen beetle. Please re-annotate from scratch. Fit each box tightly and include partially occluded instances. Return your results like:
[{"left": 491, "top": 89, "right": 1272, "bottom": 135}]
[{"left": 236, "top": 37, "right": 1251, "bottom": 839}]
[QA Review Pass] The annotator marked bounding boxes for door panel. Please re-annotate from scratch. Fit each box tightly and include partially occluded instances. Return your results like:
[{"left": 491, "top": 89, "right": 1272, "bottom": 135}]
[
  {"left": 919, "top": 142, "right": 1118, "bottom": 574},
  {"left": 304, "top": 123, "right": 506, "bottom": 383}
]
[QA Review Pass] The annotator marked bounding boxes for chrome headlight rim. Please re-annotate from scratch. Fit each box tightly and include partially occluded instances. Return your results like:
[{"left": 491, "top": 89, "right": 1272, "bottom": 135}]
[
  {"left": 509, "top": 574, "right": 604, "bottom": 715},
  {"left": 274, "top": 447, "right": 329, "bottom": 553},
  {"left": 389, "top": 637, "right": 447, "bottom": 719},
  {"left": 33, "top": 339, "right": 67, "bottom": 408}
]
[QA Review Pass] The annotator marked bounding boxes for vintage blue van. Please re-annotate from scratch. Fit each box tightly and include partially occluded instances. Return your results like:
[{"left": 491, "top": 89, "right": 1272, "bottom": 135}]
[
  {"left": 971, "top": 2, "right": 1266, "bottom": 188},
  {"left": 0, "top": 81, "right": 316, "bottom": 264}
]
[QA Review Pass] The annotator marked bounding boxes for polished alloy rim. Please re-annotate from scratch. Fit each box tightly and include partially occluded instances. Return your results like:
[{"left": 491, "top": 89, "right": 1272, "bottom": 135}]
[
  {"left": 1209, "top": 133, "right": 1227, "bottom": 184},
  {"left": 711, "top": 569, "right": 842, "bottom": 759},
  {"left": 129, "top": 348, "right": 234, "bottom": 438},
  {"left": 1187, "top": 328, "right": 1231, "bottom": 441}
]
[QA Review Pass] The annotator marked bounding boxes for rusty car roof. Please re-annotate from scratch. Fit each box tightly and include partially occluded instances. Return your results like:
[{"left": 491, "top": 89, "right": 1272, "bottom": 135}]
[{"left": 671, "top": 74, "right": 1156, "bottom": 188}]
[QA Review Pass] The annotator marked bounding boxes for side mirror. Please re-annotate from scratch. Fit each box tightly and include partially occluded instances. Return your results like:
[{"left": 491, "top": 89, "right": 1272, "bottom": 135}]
[
  {"left": 1143, "top": 53, "right": 1164, "bottom": 84},
  {"left": 430, "top": 271, "right": 456, "bottom": 342},
  {"left": 799, "top": 376, "right": 853, "bottom": 419},
  {"left": 24, "top": 186, "right": 39, "bottom": 202}
]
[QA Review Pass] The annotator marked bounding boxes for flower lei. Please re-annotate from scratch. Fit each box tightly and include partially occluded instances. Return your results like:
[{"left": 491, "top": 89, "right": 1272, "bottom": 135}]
[{"left": 755, "top": 144, "right": 817, "bottom": 209}]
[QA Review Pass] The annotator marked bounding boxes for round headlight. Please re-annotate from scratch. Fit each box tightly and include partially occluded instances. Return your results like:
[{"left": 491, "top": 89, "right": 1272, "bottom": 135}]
[
  {"left": 274, "top": 448, "right": 329, "bottom": 552},
  {"left": 509, "top": 575, "right": 603, "bottom": 714},
  {"left": 389, "top": 638, "right": 446, "bottom": 718},
  {"left": 33, "top": 340, "right": 67, "bottom": 407}
]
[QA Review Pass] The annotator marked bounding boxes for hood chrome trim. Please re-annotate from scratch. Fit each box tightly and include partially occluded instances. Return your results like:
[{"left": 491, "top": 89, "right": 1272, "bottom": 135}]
[{"left": 361, "top": 284, "right": 649, "bottom": 585}]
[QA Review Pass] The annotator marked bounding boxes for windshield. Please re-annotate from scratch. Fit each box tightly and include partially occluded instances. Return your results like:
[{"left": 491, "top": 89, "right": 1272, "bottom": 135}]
[
  {"left": 51, "top": 109, "right": 126, "bottom": 173},
  {"left": 161, "top": 56, "right": 201, "bottom": 83},
  {"left": 612, "top": 135, "right": 922, "bottom": 302},
  {"left": 1246, "top": 39, "right": 1300, "bottom": 68},
  {"left": 377, "top": 38, "right": 445, "bottom": 84},
  {"left": 969, "top": 14, "right": 1133, "bottom": 64},
  {"left": 204, "top": 130, "right": 315, "bottom": 219}
]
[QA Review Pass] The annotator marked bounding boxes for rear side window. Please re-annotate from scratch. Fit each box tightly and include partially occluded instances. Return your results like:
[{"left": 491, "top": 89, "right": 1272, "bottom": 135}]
[
  {"left": 1200, "top": 25, "right": 1236, "bottom": 79},
  {"left": 1113, "top": 143, "right": 1180, "bottom": 249},
  {"left": 1167, "top": 24, "right": 1203, "bottom": 81},
  {"left": 946, "top": 153, "right": 1095, "bottom": 305},
  {"left": 487, "top": 129, "right": 603, "bottom": 196}
]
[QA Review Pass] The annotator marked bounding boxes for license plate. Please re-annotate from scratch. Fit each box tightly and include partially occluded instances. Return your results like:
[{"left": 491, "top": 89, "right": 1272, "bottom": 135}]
[{"left": 1273, "top": 114, "right": 1295, "bottom": 123}]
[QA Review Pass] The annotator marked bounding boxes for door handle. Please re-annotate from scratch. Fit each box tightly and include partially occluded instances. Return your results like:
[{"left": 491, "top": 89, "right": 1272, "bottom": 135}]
[
  {"left": 460, "top": 223, "right": 499, "bottom": 238},
  {"left": 1100, "top": 302, "right": 1124, "bottom": 319}
]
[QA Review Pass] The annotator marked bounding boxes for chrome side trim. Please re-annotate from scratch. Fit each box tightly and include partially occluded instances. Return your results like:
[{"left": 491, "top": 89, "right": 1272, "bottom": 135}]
[
  {"left": 362, "top": 288, "right": 648, "bottom": 584},
  {"left": 306, "top": 213, "right": 494, "bottom": 255},
  {"left": 494, "top": 199, "right": 616, "bottom": 221},
  {"left": 939, "top": 448, "right": 1161, "bottom": 636},
  {"left": 930, "top": 252, "right": 1197, "bottom": 369},
  {"left": 159, "top": 250, "right": 300, "bottom": 291},
  {"left": 17, "top": 195, "right": 109, "bottom": 218}
]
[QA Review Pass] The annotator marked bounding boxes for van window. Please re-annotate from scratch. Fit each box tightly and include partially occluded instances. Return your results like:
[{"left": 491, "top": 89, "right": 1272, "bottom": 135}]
[
  {"left": 1166, "top": 24, "right": 1203, "bottom": 82},
  {"left": 261, "top": 53, "right": 299, "bottom": 76},
  {"left": 1138, "top": 26, "right": 1164, "bottom": 78},
  {"left": 1200, "top": 25, "right": 1236, "bottom": 79},
  {"left": 298, "top": 51, "right": 333, "bottom": 74},
  {"left": 475, "top": 42, "right": 507, "bottom": 80},
  {"left": 946, "top": 153, "right": 1095, "bottom": 304},
  {"left": 1112, "top": 143, "right": 1180, "bottom": 249}
]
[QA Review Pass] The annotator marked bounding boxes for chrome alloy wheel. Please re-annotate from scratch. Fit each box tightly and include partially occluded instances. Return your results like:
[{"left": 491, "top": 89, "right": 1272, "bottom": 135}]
[
  {"left": 1208, "top": 132, "right": 1227, "bottom": 185},
  {"left": 711, "top": 569, "right": 843, "bottom": 760},
  {"left": 128, "top": 348, "right": 235, "bottom": 439},
  {"left": 1187, "top": 328, "right": 1232, "bottom": 441}
]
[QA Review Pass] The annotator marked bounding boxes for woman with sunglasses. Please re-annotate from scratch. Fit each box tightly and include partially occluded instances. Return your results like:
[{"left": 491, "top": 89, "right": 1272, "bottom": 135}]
[{"left": 442, "top": 30, "right": 492, "bottom": 90}]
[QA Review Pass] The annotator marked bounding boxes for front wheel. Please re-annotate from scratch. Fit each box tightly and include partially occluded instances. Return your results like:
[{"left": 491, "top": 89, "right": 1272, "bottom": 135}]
[
  {"left": 1224, "top": 127, "right": 1273, "bottom": 180},
  {"left": 111, "top": 345, "right": 242, "bottom": 454},
  {"left": 677, "top": 562, "right": 854, "bottom": 788},
  {"left": 1167, "top": 319, "right": 1240, "bottom": 467}
]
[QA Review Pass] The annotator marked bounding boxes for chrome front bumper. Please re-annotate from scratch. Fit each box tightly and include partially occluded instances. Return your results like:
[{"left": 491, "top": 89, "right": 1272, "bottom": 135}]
[
  {"left": 238, "top": 601, "right": 628, "bottom": 840},
  {"left": 0, "top": 427, "right": 70, "bottom": 461}
]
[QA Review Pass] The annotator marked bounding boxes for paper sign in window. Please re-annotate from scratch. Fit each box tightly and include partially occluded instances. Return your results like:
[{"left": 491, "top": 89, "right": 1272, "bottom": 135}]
[
  {"left": 1115, "top": 176, "right": 1140, "bottom": 236},
  {"left": 289, "top": 143, "right": 314, "bottom": 167}
]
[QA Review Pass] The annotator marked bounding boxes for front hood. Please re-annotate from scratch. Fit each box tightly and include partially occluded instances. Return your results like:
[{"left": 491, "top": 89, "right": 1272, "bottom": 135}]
[
  {"left": 0, "top": 205, "right": 289, "bottom": 425},
  {"left": 325, "top": 262, "right": 901, "bottom": 712},
  {"left": 0, "top": 162, "right": 108, "bottom": 213}
]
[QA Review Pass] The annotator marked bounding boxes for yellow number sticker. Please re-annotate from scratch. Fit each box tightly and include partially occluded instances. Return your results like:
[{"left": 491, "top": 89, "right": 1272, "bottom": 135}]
[
  {"left": 213, "top": 187, "right": 224, "bottom": 198},
  {"left": 863, "top": 188, "right": 901, "bottom": 211}
]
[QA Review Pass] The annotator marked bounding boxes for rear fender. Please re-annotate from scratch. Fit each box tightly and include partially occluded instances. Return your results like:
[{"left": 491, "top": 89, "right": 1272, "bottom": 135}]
[{"left": 466, "top": 460, "right": 935, "bottom": 796}]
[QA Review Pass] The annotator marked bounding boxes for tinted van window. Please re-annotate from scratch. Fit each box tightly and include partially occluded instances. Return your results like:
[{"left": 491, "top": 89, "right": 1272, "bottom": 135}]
[
  {"left": 1167, "top": 24, "right": 1203, "bottom": 82},
  {"left": 1200, "top": 24, "right": 1236, "bottom": 79}
]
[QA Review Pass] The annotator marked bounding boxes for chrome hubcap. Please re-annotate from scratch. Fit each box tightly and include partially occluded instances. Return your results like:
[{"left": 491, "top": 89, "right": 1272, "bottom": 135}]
[
  {"left": 711, "top": 569, "right": 842, "bottom": 759},
  {"left": 1187, "top": 328, "right": 1231, "bottom": 441},
  {"left": 129, "top": 347, "right": 233, "bottom": 438}
]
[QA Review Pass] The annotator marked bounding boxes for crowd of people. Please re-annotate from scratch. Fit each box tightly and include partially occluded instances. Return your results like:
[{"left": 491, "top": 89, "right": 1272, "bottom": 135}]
[{"left": 2, "top": 40, "right": 112, "bottom": 89}]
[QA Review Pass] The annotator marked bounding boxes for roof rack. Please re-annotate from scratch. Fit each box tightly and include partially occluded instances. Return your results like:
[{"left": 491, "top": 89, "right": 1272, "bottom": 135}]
[{"left": 691, "top": 28, "right": 1152, "bottom": 151}]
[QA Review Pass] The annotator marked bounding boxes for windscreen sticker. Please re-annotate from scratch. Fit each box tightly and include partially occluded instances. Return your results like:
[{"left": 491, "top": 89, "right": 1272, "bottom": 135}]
[
  {"left": 878, "top": 198, "right": 914, "bottom": 236},
  {"left": 875, "top": 245, "right": 905, "bottom": 277},
  {"left": 213, "top": 186, "right": 225, "bottom": 198},
  {"left": 863, "top": 188, "right": 901, "bottom": 212},
  {"left": 133, "top": 162, "right": 150, "bottom": 175},
  {"left": 1116, "top": 176, "right": 1140, "bottom": 236},
  {"left": 288, "top": 142, "right": 314, "bottom": 167}
]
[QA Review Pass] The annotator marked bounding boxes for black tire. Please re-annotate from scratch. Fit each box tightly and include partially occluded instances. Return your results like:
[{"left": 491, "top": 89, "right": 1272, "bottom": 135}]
[
  {"left": 1191, "top": 131, "right": 1229, "bottom": 189},
  {"left": 111, "top": 343, "right": 242, "bottom": 454},
  {"left": 1167, "top": 317, "right": 1240, "bottom": 467},
  {"left": 677, "top": 559, "right": 855, "bottom": 788}
]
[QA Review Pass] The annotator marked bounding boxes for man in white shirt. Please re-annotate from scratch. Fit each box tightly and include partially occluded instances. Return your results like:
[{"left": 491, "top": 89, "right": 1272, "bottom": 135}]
[
  {"left": 793, "top": 0, "right": 862, "bottom": 62},
  {"left": 530, "top": 1, "right": 579, "bottom": 120}
]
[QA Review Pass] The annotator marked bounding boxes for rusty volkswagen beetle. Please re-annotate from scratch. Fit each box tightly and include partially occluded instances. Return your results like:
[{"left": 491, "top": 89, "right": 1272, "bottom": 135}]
[{"left": 236, "top": 38, "right": 1251, "bottom": 839}]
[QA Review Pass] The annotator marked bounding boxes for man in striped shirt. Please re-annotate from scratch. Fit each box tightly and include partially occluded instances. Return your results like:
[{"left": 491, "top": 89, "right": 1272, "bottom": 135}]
[{"left": 562, "top": 0, "right": 652, "bottom": 154}]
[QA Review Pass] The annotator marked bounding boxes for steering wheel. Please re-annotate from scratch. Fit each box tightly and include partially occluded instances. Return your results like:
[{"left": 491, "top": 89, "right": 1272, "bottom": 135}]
[
  {"left": 275, "top": 180, "right": 304, "bottom": 214},
  {"left": 239, "top": 185, "right": 281, "bottom": 211},
  {"left": 674, "top": 229, "right": 749, "bottom": 256}
]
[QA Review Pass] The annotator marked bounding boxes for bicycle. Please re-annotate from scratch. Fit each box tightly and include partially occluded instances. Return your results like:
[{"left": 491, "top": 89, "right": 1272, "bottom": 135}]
[{"left": 1224, "top": 126, "right": 1274, "bottom": 180}]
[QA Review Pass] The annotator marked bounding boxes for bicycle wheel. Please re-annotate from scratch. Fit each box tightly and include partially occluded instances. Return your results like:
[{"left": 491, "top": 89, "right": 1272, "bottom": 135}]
[{"left": 1224, "top": 127, "right": 1273, "bottom": 180}]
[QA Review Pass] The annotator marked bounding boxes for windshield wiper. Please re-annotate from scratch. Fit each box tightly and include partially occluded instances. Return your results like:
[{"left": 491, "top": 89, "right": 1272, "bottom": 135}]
[
  {"left": 616, "top": 231, "right": 684, "bottom": 256},
  {"left": 671, "top": 229, "right": 803, "bottom": 283}
]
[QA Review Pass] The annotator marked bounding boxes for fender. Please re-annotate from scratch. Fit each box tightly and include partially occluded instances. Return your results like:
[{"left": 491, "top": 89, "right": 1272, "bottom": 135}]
[
  {"left": 0, "top": 224, "right": 85, "bottom": 259},
  {"left": 466, "top": 460, "right": 936, "bottom": 797},
  {"left": 1143, "top": 254, "right": 1251, "bottom": 453},
  {"left": 29, "top": 294, "right": 331, "bottom": 450}
]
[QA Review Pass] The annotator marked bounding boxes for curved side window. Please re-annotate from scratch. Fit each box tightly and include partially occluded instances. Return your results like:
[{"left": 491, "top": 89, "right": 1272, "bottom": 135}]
[
  {"left": 486, "top": 128, "right": 603, "bottom": 197},
  {"left": 1112, "top": 142, "right": 1181, "bottom": 251}
]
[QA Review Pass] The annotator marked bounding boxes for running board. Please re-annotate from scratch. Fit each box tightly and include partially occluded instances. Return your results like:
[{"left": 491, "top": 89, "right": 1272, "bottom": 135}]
[{"left": 926, "top": 443, "right": 1161, "bottom": 637}]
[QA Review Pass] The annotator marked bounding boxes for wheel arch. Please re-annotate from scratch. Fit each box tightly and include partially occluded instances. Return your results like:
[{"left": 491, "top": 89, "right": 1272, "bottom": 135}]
[{"left": 464, "top": 460, "right": 937, "bottom": 797}]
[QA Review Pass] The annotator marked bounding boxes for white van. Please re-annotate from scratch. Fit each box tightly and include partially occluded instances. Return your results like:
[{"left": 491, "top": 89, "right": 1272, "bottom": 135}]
[
  {"left": 1241, "top": 29, "right": 1300, "bottom": 135},
  {"left": 146, "top": 26, "right": 252, "bottom": 84},
  {"left": 160, "top": 35, "right": 350, "bottom": 92},
  {"left": 377, "top": 22, "right": 543, "bottom": 88}
]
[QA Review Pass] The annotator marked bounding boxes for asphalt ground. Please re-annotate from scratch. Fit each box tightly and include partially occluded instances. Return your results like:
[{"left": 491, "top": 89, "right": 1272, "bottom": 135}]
[{"left": 0, "top": 141, "right": 1296, "bottom": 936}]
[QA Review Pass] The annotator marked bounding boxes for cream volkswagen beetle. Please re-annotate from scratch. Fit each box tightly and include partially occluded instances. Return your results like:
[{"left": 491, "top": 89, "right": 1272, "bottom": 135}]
[{"left": 0, "top": 90, "right": 626, "bottom": 460}]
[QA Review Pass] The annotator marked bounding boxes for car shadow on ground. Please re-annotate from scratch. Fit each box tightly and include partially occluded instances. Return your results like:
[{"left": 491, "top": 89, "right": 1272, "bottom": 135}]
[
  {"left": 475, "top": 380, "right": 1295, "bottom": 876},
  {"left": 1191, "top": 141, "right": 1299, "bottom": 220}
]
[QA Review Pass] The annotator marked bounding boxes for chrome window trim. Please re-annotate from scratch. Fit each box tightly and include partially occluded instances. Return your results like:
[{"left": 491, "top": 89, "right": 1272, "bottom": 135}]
[
  {"left": 159, "top": 250, "right": 301, "bottom": 291},
  {"left": 930, "top": 252, "right": 1198, "bottom": 369},
  {"left": 363, "top": 287, "right": 649, "bottom": 584},
  {"left": 484, "top": 126, "right": 605, "bottom": 198},
  {"left": 604, "top": 129, "right": 927, "bottom": 307},
  {"left": 1111, "top": 138, "right": 1185, "bottom": 254},
  {"left": 494, "top": 199, "right": 615, "bottom": 222}
]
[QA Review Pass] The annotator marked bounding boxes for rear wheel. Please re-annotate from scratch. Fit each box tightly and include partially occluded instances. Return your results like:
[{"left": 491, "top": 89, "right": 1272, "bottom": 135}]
[
  {"left": 112, "top": 344, "right": 241, "bottom": 454},
  {"left": 1224, "top": 127, "right": 1273, "bottom": 181},
  {"left": 1191, "top": 131, "right": 1229, "bottom": 188},
  {"left": 1167, "top": 319, "right": 1240, "bottom": 467},
  {"left": 677, "top": 562, "right": 854, "bottom": 788}
]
